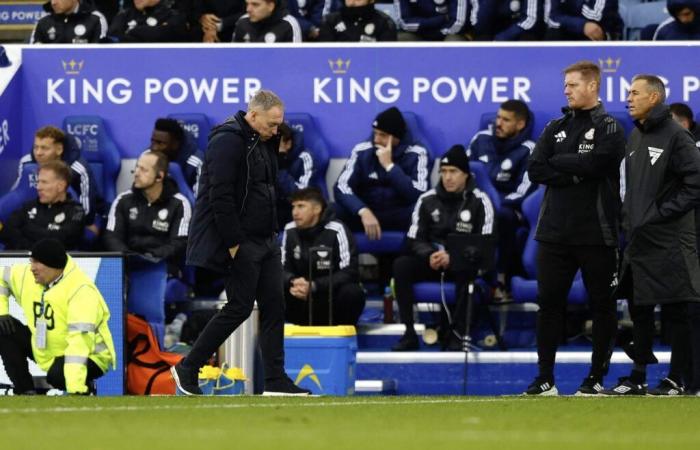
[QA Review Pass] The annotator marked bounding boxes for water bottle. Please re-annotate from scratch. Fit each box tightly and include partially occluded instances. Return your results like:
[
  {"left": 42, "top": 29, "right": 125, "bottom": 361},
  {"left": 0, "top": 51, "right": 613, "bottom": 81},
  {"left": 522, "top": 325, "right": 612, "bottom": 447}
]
[
  {"left": 383, "top": 286, "right": 394, "bottom": 324},
  {"left": 164, "top": 313, "right": 187, "bottom": 349}
]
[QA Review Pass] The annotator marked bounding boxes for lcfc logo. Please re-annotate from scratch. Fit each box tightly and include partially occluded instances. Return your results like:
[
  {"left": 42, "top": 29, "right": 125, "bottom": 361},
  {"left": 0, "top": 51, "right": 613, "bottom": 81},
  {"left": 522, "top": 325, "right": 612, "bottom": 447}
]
[
  {"left": 328, "top": 58, "right": 350, "bottom": 74},
  {"left": 598, "top": 57, "right": 621, "bottom": 74},
  {"left": 61, "top": 59, "right": 84, "bottom": 76}
]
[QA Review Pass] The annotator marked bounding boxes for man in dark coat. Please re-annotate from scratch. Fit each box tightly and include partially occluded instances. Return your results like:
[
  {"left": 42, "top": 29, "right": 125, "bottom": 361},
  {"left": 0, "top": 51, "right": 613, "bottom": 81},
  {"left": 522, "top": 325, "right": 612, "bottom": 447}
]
[
  {"left": 525, "top": 61, "right": 625, "bottom": 396},
  {"left": 607, "top": 74, "right": 700, "bottom": 396},
  {"left": 653, "top": 0, "right": 700, "bottom": 40},
  {"left": 171, "top": 90, "right": 309, "bottom": 396}
]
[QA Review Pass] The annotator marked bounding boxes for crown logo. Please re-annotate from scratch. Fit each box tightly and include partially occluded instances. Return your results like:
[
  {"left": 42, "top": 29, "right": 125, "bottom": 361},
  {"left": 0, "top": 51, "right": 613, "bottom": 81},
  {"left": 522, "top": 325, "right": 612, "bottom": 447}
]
[
  {"left": 61, "top": 59, "right": 84, "bottom": 75},
  {"left": 598, "top": 57, "right": 621, "bottom": 74},
  {"left": 328, "top": 58, "right": 350, "bottom": 75}
]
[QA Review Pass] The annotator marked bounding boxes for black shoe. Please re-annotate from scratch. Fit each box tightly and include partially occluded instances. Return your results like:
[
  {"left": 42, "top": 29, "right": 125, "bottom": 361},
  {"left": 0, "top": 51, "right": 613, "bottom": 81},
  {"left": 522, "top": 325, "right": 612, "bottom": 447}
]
[
  {"left": 263, "top": 377, "right": 311, "bottom": 396},
  {"left": 171, "top": 361, "right": 202, "bottom": 395},
  {"left": 391, "top": 331, "right": 419, "bottom": 351},
  {"left": 648, "top": 378, "right": 685, "bottom": 396},
  {"left": 574, "top": 376, "right": 605, "bottom": 396},
  {"left": 524, "top": 378, "right": 558, "bottom": 396},
  {"left": 603, "top": 377, "right": 647, "bottom": 396}
]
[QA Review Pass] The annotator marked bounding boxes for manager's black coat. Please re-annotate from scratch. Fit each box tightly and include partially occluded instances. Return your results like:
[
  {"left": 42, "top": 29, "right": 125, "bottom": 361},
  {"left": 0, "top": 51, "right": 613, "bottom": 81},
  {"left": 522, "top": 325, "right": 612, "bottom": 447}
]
[
  {"left": 620, "top": 104, "right": 700, "bottom": 305},
  {"left": 186, "top": 111, "right": 280, "bottom": 273}
]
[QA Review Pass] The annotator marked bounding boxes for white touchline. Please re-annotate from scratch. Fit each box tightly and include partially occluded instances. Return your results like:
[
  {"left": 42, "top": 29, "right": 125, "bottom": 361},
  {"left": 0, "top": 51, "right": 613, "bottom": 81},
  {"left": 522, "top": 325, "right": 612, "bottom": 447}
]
[{"left": 0, "top": 397, "right": 523, "bottom": 415}]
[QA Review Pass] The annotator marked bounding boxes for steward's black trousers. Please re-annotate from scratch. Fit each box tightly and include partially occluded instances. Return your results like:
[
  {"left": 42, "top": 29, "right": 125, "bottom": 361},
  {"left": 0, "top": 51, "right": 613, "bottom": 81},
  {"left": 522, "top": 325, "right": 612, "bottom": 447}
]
[
  {"left": 536, "top": 242, "right": 618, "bottom": 382},
  {"left": 184, "top": 236, "right": 287, "bottom": 381},
  {"left": 0, "top": 318, "right": 103, "bottom": 393}
]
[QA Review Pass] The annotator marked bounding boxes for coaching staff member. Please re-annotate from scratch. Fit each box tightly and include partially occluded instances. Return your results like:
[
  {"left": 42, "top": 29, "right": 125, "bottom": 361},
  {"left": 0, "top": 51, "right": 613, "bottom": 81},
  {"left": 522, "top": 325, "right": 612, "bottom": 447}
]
[
  {"left": 171, "top": 90, "right": 309, "bottom": 396},
  {"left": 607, "top": 75, "right": 700, "bottom": 396},
  {"left": 525, "top": 60, "right": 625, "bottom": 396}
]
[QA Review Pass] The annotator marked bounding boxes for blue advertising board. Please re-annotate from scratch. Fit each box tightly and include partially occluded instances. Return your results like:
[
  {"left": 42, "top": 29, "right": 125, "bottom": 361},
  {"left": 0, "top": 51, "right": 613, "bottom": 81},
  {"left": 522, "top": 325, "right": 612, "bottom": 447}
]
[{"left": 3, "top": 43, "right": 700, "bottom": 187}]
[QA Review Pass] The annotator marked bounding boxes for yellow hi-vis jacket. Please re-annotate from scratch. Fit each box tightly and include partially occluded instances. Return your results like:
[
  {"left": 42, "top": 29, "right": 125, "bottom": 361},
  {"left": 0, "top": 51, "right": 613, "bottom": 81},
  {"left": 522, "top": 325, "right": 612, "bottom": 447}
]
[{"left": 0, "top": 256, "right": 116, "bottom": 394}]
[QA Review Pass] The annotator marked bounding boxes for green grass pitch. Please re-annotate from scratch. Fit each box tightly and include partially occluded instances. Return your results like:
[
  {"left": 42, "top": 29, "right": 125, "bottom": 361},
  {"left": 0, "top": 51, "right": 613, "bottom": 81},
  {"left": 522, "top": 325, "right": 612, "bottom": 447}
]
[{"left": 1, "top": 396, "right": 698, "bottom": 450}]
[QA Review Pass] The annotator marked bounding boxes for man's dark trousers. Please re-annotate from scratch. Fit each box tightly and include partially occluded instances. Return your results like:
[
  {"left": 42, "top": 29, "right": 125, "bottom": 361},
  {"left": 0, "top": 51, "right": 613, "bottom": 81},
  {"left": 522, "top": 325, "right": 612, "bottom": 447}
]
[
  {"left": 536, "top": 242, "right": 618, "bottom": 381},
  {"left": 184, "top": 236, "right": 287, "bottom": 381}
]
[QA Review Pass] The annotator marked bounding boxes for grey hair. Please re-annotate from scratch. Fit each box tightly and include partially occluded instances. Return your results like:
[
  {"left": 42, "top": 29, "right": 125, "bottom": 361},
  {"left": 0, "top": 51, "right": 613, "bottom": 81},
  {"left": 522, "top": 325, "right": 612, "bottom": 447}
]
[
  {"left": 248, "top": 89, "right": 284, "bottom": 112},
  {"left": 632, "top": 74, "right": 667, "bottom": 103}
]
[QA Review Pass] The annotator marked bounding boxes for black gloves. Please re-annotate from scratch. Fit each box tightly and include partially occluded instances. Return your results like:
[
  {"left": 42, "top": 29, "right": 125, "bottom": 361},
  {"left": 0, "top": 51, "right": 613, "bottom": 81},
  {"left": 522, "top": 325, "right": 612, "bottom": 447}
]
[{"left": 0, "top": 315, "right": 16, "bottom": 336}]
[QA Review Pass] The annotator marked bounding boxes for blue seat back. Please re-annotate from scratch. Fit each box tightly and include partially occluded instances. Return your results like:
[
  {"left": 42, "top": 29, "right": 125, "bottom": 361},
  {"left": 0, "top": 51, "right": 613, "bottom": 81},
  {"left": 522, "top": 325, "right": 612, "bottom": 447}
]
[
  {"left": 167, "top": 162, "right": 195, "bottom": 206},
  {"left": 62, "top": 115, "right": 121, "bottom": 204},
  {"left": 285, "top": 112, "right": 331, "bottom": 198},
  {"left": 167, "top": 113, "right": 212, "bottom": 154},
  {"left": 0, "top": 162, "right": 38, "bottom": 222},
  {"left": 401, "top": 111, "right": 434, "bottom": 163},
  {"left": 127, "top": 260, "right": 167, "bottom": 348},
  {"left": 624, "top": 1, "right": 670, "bottom": 40},
  {"left": 520, "top": 186, "right": 544, "bottom": 278},
  {"left": 469, "top": 161, "right": 502, "bottom": 213}
]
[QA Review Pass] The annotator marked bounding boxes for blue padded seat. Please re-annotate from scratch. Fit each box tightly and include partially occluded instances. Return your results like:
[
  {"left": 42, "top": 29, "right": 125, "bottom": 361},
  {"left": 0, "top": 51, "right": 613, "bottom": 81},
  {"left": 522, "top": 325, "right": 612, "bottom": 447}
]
[
  {"left": 167, "top": 113, "right": 212, "bottom": 154},
  {"left": 62, "top": 115, "right": 122, "bottom": 205}
]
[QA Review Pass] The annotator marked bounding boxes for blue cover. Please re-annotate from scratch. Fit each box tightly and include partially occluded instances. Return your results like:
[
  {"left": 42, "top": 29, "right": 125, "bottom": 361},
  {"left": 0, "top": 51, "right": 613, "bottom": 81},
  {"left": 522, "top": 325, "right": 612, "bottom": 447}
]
[
  {"left": 62, "top": 115, "right": 122, "bottom": 205},
  {"left": 167, "top": 112, "right": 212, "bottom": 154},
  {"left": 284, "top": 335, "right": 357, "bottom": 395}
]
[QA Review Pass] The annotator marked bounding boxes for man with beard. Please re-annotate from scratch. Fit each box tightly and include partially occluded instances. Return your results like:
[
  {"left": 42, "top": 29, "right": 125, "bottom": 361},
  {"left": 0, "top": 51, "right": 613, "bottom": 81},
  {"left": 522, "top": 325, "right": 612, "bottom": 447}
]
[
  {"left": 653, "top": 0, "right": 700, "bottom": 40},
  {"left": 467, "top": 99, "right": 536, "bottom": 297}
]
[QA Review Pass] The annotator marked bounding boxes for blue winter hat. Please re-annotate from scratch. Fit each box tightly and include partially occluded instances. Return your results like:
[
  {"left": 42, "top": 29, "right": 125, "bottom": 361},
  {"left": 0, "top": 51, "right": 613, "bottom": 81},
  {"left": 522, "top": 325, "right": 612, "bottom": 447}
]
[{"left": 0, "top": 46, "right": 11, "bottom": 68}]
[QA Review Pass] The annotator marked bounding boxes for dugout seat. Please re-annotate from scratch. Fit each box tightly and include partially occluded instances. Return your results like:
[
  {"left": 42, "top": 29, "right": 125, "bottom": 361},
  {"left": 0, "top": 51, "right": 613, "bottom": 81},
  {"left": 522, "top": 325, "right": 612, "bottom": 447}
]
[
  {"left": 167, "top": 113, "right": 212, "bottom": 154},
  {"left": 62, "top": 115, "right": 122, "bottom": 205},
  {"left": 127, "top": 259, "right": 168, "bottom": 348},
  {"left": 285, "top": 112, "right": 331, "bottom": 199}
]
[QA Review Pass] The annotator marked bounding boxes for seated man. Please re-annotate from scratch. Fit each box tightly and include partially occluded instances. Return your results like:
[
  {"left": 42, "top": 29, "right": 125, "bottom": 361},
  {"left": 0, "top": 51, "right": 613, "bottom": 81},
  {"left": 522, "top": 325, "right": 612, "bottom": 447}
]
[
  {"left": 149, "top": 118, "right": 204, "bottom": 195},
  {"left": 282, "top": 188, "right": 366, "bottom": 325},
  {"left": 544, "top": 0, "right": 623, "bottom": 40},
  {"left": 318, "top": 0, "right": 397, "bottom": 42},
  {"left": 108, "top": 0, "right": 189, "bottom": 42},
  {"left": 471, "top": 0, "right": 542, "bottom": 41},
  {"left": 334, "top": 107, "right": 430, "bottom": 239},
  {"left": 669, "top": 102, "right": 700, "bottom": 146},
  {"left": 287, "top": 0, "right": 334, "bottom": 41},
  {"left": 276, "top": 122, "right": 321, "bottom": 229},
  {"left": 467, "top": 99, "right": 535, "bottom": 295},
  {"left": 104, "top": 150, "right": 191, "bottom": 272},
  {"left": 0, "top": 239, "right": 116, "bottom": 395},
  {"left": 395, "top": 0, "right": 469, "bottom": 41},
  {"left": 0, "top": 161, "right": 86, "bottom": 251},
  {"left": 181, "top": 0, "right": 246, "bottom": 42},
  {"left": 13, "top": 126, "right": 102, "bottom": 235},
  {"left": 232, "top": 0, "right": 302, "bottom": 42},
  {"left": 392, "top": 145, "right": 495, "bottom": 351},
  {"left": 30, "top": 0, "right": 108, "bottom": 44},
  {"left": 654, "top": 1, "right": 700, "bottom": 40}
]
